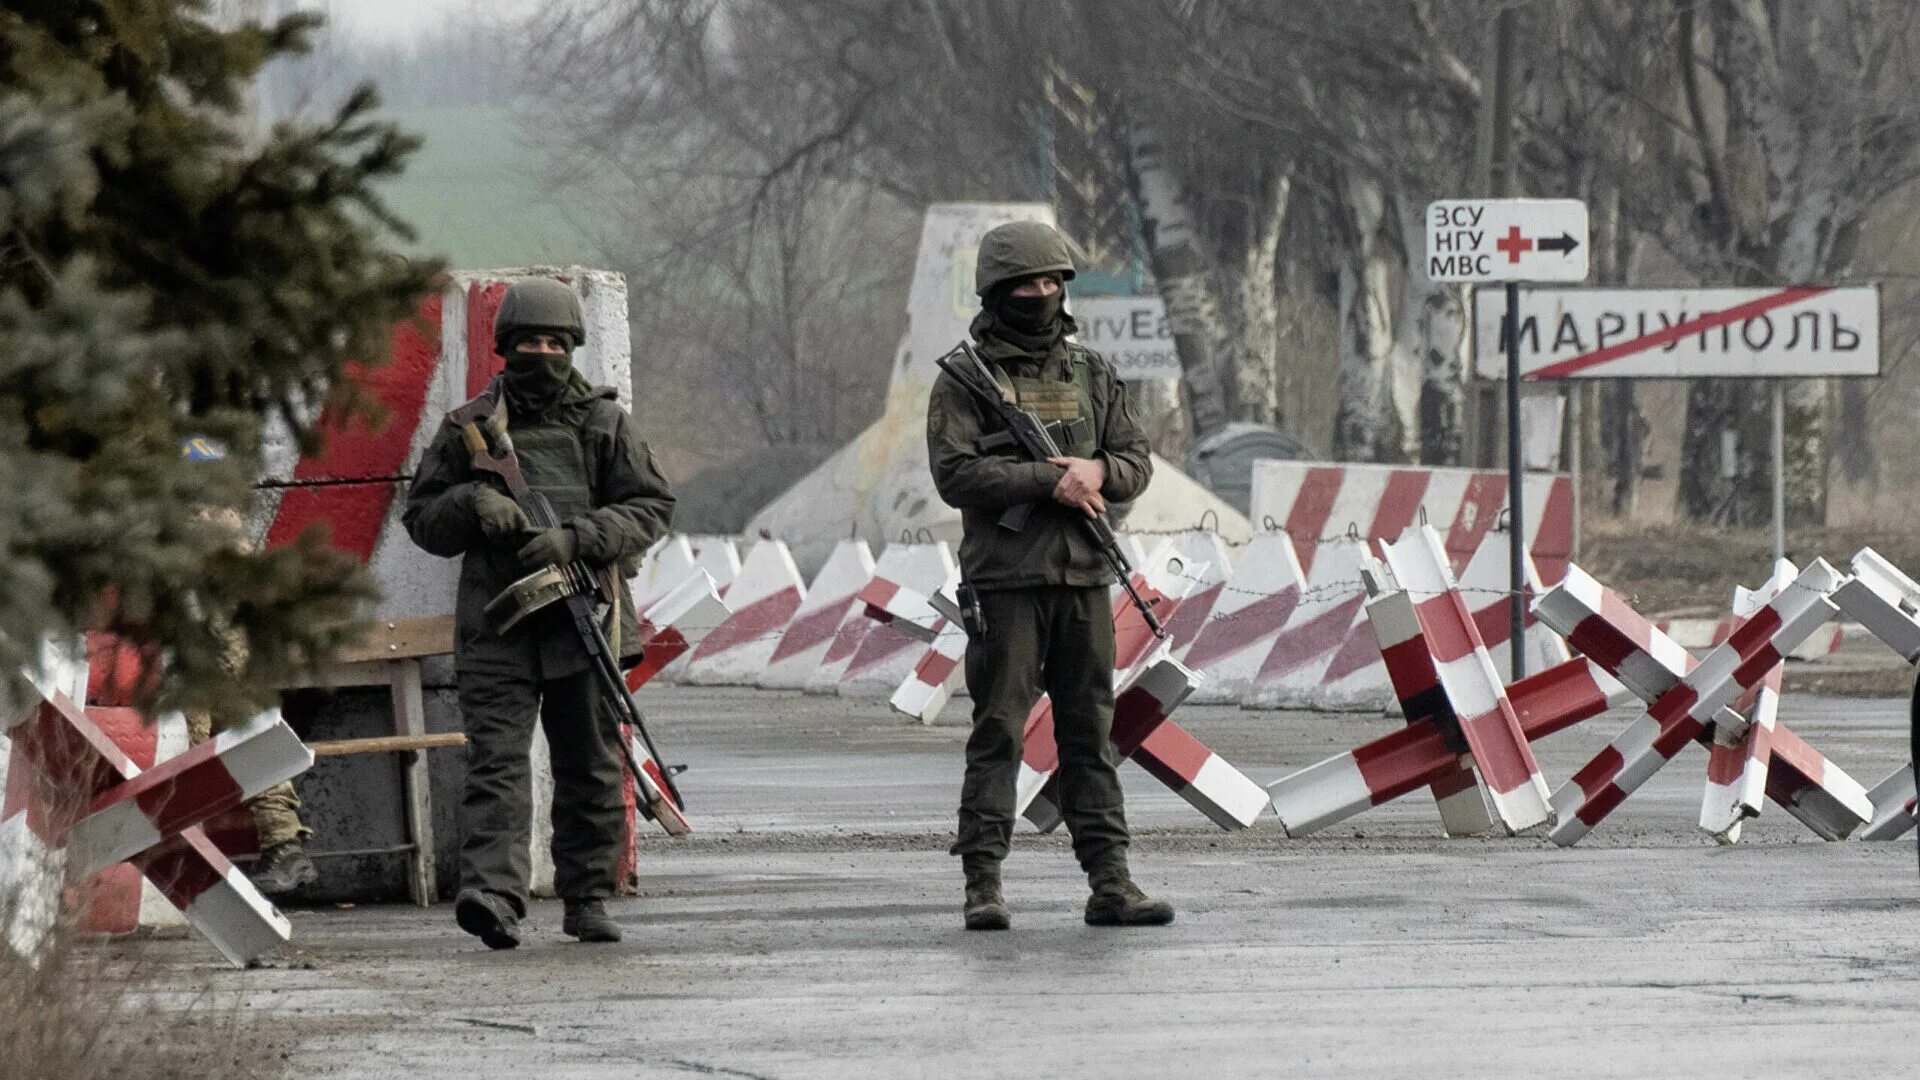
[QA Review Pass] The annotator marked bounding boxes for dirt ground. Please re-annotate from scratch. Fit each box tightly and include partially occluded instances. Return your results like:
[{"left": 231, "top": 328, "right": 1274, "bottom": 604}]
[{"left": 124, "top": 683, "right": 1920, "bottom": 1080}]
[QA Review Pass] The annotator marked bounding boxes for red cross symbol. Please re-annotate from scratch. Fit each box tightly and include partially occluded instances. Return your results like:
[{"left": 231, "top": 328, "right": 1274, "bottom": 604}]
[{"left": 1495, "top": 226, "right": 1533, "bottom": 263}]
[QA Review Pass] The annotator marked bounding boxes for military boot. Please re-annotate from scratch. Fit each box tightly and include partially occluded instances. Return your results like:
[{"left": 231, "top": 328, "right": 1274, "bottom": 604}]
[
  {"left": 561, "top": 899, "right": 623, "bottom": 943},
  {"left": 249, "top": 840, "right": 319, "bottom": 897},
  {"left": 1084, "top": 865, "right": 1174, "bottom": 927},
  {"left": 962, "top": 862, "right": 1010, "bottom": 931},
  {"left": 454, "top": 889, "right": 522, "bottom": 950}
]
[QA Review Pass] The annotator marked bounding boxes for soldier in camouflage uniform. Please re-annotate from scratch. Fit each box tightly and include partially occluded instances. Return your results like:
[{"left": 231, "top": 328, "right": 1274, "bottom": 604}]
[
  {"left": 182, "top": 492, "right": 317, "bottom": 898},
  {"left": 403, "top": 279, "right": 674, "bottom": 949},
  {"left": 926, "top": 221, "right": 1175, "bottom": 931}
]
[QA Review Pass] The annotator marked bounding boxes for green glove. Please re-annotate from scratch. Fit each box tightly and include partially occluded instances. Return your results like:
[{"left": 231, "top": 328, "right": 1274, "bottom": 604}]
[
  {"left": 470, "top": 486, "right": 530, "bottom": 538},
  {"left": 518, "top": 526, "right": 577, "bottom": 569}
]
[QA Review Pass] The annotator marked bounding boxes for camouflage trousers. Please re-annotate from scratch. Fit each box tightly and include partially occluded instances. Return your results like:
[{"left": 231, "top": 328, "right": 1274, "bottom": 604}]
[{"left": 185, "top": 709, "right": 310, "bottom": 850}]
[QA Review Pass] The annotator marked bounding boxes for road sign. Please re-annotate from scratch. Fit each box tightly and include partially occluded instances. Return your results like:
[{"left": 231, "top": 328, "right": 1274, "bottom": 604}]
[
  {"left": 1426, "top": 199, "right": 1590, "bottom": 283},
  {"left": 1072, "top": 295, "right": 1180, "bottom": 380},
  {"left": 1472, "top": 285, "right": 1881, "bottom": 379}
]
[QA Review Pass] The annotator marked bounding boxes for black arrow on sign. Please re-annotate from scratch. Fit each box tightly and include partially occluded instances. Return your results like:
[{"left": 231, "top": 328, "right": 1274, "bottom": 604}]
[{"left": 1537, "top": 232, "right": 1580, "bottom": 255}]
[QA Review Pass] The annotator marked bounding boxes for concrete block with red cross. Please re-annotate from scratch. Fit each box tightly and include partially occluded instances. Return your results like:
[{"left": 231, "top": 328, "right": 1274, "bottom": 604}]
[
  {"left": 1534, "top": 561, "right": 1871, "bottom": 846},
  {"left": 2, "top": 667, "right": 301, "bottom": 967}
]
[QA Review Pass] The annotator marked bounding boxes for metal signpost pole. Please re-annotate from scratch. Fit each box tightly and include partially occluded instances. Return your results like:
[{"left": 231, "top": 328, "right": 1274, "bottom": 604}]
[
  {"left": 1771, "top": 380, "right": 1786, "bottom": 564},
  {"left": 1506, "top": 281, "right": 1526, "bottom": 678}
]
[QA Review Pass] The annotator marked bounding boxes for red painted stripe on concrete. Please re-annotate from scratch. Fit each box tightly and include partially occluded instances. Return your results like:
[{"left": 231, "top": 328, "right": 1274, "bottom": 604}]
[
  {"left": 1367, "top": 470, "right": 1431, "bottom": 544},
  {"left": 1531, "top": 477, "right": 1573, "bottom": 585},
  {"left": 1256, "top": 594, "right": 1367, "bottom": 680},
  {"left": 1184, "top": 587, "right": 1300, "bottom": 670},
  {"left": 267, "top": 294, "right": 441, "bottom": 560},
  {"left": 1283, "top": 468, "right": 1345, "bottom": 575},
  {"left": 1444, "top": 474, "right": 1507, "bottom": 571},
  {"left": 465, "top": 281, "right": 510, "bottom": 398},
  {"left": 768, "top": 596, "right": 859, "bottom": 663},
  {"left": 692, "top": 587, "right": 803, "bottom": 659},
  {"left": 1162, "top": 584, "right": 1222, "bottom": 651}
]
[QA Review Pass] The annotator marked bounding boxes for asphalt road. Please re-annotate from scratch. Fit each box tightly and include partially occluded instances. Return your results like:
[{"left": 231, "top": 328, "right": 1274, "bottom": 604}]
[{"left": 138, "top": 686, "right": 1920, "bottom": 1079}]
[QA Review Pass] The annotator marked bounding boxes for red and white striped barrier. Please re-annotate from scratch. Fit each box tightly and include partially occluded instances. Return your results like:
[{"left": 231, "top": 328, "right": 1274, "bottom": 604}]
[
  {"left": 1022, "top": 655, "right": 1266, "bottom": 831},
  {"left": 1182, "top": 533, "right": 1306, "bottom": 704},
  {"left": 3, "top": 666, "right": 296, "bottom": 967},
  {"left": 835, "top": 543, "right": 957, "bottom": 697},
  {"left": 1829, "top": 549, "right": 1920, "bottom": 842},
  {"left": 631, "top": 536, "right": 699, "bottom": 614},
  {"left": 855, "top": 564, "right": 964, "bottom": 724},
  {"left": 1269, "top": 644, "right": 1631, "bottom": 837},
  {"left": 683, "top": 540, "right": 807, "bottom": 686},
  {"left": 1832, "top": 547, "right": 1920, "bottom": 663},
  {"left": 1377, "top": 526, "right": 1554, "bottom": 832},
  {"left": 1860, "top": 765, "right": 1917, "bottom": 841},
  {"left": 760, "top": 540, "right": 876, "bottom": 690},
  {"left": 1159, "top": 531, "right": 1234, "bottom": 656},
  {"left": 1699, "top": 570, "right": 1790, "bottom": 843},
  {"left": 623, "top": 571, "right": 731, "bottom": 692},
  {"left": 1534, "top": 561, "right": 1870, "bottom": 845},
  {"left": 60, "top": 709, "right": 311, "bottom": 879},
  {"left": 1016, "top": 546, "right": 1266, "bottom": 831},
  {"left": 1453, "top": 527, "right": 1570, "bottom": 682},
  {"left": 684, "top": 535, "right": 742, "bottom": 597},
  {"left": 1658, "top": 616, "right": 1846, "bottom": 660},
  {"left": 1242, "top": 535, "right": 1372, "bottom": 710},
  {"left": 1248, "top": 461, "right": 1573, "bottom": 585}
]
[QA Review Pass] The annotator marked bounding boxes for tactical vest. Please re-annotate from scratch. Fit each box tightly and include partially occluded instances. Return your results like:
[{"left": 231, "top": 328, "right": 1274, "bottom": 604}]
[
  {"left": 511, "top": 416, "right": 595, "bottom": 527},
  {"left": 994, "top": 346, "right": 1099, "bottom": 458}
]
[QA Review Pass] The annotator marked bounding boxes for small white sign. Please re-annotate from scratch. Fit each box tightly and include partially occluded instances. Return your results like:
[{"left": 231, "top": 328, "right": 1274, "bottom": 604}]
[
  {"left": 1072, "top": 295, "right": 1181, "bottom": 380},
  {"left": 1473, "top": 285, "right": 1881, "bottom": 379},
  {"left": 1426, "top": 198, "right": 1590, "bottom": 283}
]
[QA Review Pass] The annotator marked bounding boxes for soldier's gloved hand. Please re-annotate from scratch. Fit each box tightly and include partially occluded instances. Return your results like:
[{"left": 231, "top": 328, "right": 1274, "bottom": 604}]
[
  {"left": 1047, "top": 456, "right": 1108, "bottom": 515},
  {"left": 471, "top": 486, "right": 531, "bottom": 538},
  {"left": 518, "top": 526, "right": 578, "bottom": 569}
]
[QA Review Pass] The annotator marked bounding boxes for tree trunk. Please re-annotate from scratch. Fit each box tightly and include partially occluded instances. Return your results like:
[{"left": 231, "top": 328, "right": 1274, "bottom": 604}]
[
  {"left": 1333, "top": 173, "right": 1412, "bottom": 462},
  {"left": 1216, "top": 166, "right": 1290, "bottom": 430},
  {"left": 1127, "top": 122, "right": 1233, "bottom": 439},
  {"left": 1395, "top": 199, "right": 1466, "bottom": 465}
]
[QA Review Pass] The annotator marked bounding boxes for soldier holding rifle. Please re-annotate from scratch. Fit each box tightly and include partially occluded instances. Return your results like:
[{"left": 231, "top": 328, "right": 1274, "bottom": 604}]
[
  {"left": 404, "top": 279, "right": 674, "bottom": 950},
  {"left": 926, "top": 221, "right": 1174, "bottom": 932}
]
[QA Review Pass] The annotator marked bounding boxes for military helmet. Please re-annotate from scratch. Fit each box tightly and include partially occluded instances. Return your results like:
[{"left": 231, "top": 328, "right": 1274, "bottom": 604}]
[
  {"left": 974, "top": 221, "right": 1077, "bottom": 296},
  {"left": 493, "top": 278, "right": 587, "bottom": 353}
]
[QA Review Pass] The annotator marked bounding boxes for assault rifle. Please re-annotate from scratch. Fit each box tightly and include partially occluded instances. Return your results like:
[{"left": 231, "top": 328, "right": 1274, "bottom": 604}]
[
  {"left": 448, "top": 394, "right": 691, "bottom": 837},
  {"left": 934, "top": 342, "right": 1166, "bottom": 640}
]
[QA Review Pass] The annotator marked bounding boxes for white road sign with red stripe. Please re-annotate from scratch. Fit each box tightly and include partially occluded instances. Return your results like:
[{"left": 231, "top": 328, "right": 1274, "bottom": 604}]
[
  {"left": 1426, "top": 199, "right": 1590, "bottom": 283},
  {"left": 1472, "top": 285, "right": 1881, "bottom": 379}
]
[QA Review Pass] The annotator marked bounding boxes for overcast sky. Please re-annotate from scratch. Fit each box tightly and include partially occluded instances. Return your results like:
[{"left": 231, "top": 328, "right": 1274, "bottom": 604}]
[{"left": 292, "top": 0, "right": 539, "bottom": 41}]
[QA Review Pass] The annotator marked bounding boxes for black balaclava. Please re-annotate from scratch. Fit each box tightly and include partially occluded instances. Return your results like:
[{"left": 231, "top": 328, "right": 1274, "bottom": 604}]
[
  {"left": 501, "top": 332, "right": 575, "bottom": 417},
  {"left": 978, "top": 274, "right": 1069, "bottom": 359}
]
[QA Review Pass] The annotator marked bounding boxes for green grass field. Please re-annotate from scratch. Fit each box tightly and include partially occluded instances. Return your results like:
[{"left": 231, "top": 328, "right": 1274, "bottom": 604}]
[{"left": 374, "top": 104, "right": 605, "bottom": 270}]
